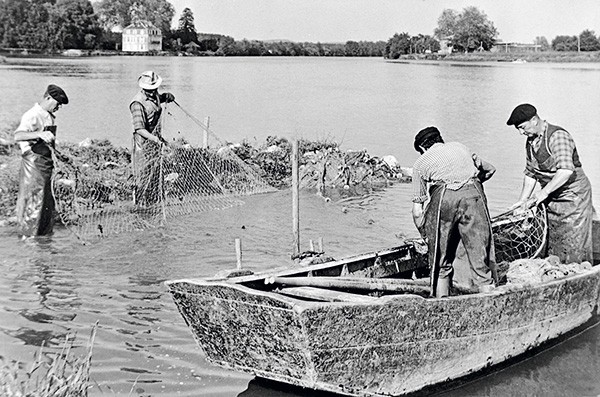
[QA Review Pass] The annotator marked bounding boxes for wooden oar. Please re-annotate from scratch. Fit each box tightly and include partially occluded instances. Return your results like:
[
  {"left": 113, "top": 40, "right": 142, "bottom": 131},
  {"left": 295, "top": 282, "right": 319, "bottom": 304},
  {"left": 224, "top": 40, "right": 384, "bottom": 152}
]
[{"left": 266, "top": 276, "right": 430, "bottom": 295}]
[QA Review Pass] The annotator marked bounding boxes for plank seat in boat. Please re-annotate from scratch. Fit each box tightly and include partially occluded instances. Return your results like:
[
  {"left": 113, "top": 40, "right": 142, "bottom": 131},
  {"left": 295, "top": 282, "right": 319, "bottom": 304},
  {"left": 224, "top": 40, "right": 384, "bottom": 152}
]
[{"left": 276, "top": 286, "right": 379, "bottom": 303}]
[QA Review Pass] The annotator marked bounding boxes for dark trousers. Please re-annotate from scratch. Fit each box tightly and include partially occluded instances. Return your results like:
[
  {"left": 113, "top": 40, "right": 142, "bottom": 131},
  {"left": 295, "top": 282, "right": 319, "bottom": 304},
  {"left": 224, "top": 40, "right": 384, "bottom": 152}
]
[
  {"left": 424, "top": 181, "right": 496, "bottom": 289},
  {"left": 16, "top": 151, "right": 55, "bottom": 236}
]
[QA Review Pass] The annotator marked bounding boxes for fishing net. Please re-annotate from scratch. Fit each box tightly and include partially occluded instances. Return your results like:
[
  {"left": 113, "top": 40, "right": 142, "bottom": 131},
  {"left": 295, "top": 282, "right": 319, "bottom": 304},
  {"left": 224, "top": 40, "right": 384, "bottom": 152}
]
[
  {"left": 51, "top": 103, "right": 276, "bottom": 240},
  {"left": 491, "top": 204, "right": 548, "bottom": 263}
]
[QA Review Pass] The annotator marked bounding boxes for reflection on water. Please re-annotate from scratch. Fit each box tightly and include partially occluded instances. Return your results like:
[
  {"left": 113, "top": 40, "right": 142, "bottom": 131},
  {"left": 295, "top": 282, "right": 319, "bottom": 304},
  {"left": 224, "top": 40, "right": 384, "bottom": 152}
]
[
  {"left": 239, "top": 378, "right": 340, "bottom": 397},
  {"left": 438, "top": 322, "right": 600, "bottom": 397},
  {"left": 0, "top": 186, "right": 598, "bottom": 396},
  {"left": 3, "top": 238, "right": 80, "bottom": 347},
  {"left": 0, "top": 57, "right": 599, "bottom": 395}
]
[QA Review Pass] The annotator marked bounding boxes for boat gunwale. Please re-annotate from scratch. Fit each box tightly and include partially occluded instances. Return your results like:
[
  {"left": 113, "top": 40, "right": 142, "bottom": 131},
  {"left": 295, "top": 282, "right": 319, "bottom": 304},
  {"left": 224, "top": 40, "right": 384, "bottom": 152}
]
[
  {"left": 165, "top": 263, "right": 600, "bottom": 308},
  {"left": 165, "top": 243, "right": 420, "bottom": 286}
]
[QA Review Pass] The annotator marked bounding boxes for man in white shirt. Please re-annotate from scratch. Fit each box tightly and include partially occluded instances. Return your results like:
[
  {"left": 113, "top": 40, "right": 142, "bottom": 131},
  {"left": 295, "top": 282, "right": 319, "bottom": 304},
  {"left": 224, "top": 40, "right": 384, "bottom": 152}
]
[
  {"left": 412, "top": 126, "right": 497, "bottom": 297},
  {"left": 14, "top": 84, "right": 68, "bottom": 236}
]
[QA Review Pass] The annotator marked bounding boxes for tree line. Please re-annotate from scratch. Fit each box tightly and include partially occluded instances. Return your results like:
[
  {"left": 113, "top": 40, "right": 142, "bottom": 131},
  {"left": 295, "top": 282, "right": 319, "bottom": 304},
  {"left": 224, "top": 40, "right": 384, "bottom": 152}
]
[
  {"left": 0, "top": 0, "right": 386, "bottom": 55},
  {"left": 0, "top": 1, "right": 598, "bottom": 56},
  {"left": 385, "top": 6, "right": 600, "bottom": 59}
]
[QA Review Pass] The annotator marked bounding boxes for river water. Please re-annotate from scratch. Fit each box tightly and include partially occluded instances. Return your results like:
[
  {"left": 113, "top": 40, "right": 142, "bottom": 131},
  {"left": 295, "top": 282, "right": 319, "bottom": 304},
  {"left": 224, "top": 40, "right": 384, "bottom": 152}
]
[{"left": 0, "top": 56, "right": 599, "bottom": 396}]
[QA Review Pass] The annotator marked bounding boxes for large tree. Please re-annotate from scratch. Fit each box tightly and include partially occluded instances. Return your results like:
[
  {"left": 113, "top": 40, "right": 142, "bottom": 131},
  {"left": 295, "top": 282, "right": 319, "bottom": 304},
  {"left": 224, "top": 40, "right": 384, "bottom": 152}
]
[
  {"left": 176, "top": 7, "right": 197, "bottom": 45},
  {"left": 0, "top": 0, "right": 101, "bottom": 50},
  {"left": 50, "top": 0, "right": 101, "bottom": 49},
  {"left": 435, "top": 6, "right": 498, "bottom": 52},
  {"left": 385, "top": 32, "right": 411, "bottom": 59},
  {"left": 579, "top": 29, "right": 600, "bottom": 51},
  {"left": 434, "top": 9, "right": 458, "bottom": 40},
  {"left": 0, "top": 0, "right": 51, "bottom": 48},
  {"left": 94, "top": 0, "right": 174, "bottom": 34},
  {"left": 552, "top": 35, "right": 578, "bottom": 51}
]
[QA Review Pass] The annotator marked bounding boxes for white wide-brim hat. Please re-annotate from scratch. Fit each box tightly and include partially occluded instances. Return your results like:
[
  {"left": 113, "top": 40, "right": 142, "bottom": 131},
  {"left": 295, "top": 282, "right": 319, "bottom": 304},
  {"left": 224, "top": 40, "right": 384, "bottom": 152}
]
[{"left": 138, "top": 70, "right": 162, "bottom": 90}]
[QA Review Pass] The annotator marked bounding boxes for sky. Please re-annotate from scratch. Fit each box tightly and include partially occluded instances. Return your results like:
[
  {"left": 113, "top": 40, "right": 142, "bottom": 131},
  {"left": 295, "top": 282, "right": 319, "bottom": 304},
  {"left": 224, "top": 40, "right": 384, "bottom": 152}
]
[{"left": 167, "top": 0, "right": 600, "bottom": 44}]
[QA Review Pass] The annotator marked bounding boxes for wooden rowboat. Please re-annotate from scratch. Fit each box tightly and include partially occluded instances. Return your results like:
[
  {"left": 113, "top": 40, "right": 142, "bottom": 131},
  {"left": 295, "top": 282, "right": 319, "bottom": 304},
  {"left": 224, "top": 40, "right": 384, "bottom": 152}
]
[{"left": 166, "top": 220, "right": 600, "bottom": 396}]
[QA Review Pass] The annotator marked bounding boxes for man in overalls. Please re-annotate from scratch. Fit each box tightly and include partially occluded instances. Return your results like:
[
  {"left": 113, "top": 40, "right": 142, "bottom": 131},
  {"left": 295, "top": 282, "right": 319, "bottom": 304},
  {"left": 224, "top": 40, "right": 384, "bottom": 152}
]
[
  {"left": 14, "top": 84, "right": 69, "bottom": 237},
  {"left": 129, "top": 71, "right": 175, "bottom": 206},
  {"left": 507, "top": 103, "right": 593, "bottom": 263},
  {"left": 411, "top": 127, "right": 497, "bottom": 297}
]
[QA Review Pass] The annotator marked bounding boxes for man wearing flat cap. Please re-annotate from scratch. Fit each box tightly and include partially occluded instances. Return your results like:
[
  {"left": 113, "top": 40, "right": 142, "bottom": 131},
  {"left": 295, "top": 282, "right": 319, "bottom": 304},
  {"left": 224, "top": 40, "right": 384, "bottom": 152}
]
[
  {"left": 507, "top": 103, "right": 593, "bottom": 263},
  {"left": 14, "top": 84, "right": 69, "bottom": 236},
  {"left": 129, "top": 70, "right": 175, "bottom": 206},
  {"left": 412, "top": 126, "right": 497, "bottom": 297}
]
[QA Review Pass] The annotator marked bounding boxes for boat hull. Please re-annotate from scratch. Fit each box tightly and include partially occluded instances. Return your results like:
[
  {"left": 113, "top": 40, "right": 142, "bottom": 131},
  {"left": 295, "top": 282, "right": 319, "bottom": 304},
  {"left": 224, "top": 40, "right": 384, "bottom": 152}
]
[{"left": 167, "top": 266, "right": 600, "bottom": 396}]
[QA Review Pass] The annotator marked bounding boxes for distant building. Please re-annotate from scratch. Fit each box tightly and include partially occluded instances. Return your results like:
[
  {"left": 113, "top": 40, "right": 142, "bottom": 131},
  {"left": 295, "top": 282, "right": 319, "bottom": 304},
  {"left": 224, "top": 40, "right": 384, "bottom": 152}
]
[
  {"left": 492, "top": 42, "right": 542, "bottom": 53},
  {"left": 122, "top": 21, "right": 162, "bottom": 52},
  {"left": 437, "top": 36, "right": 454, "bottom": 54}
]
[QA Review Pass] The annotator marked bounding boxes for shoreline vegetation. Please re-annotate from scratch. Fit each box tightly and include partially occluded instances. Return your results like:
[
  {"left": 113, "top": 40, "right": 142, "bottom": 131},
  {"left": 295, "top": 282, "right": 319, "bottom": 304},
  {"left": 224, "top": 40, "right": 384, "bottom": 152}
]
[
  {"left": 0, "top": 134, "right": 411, "bottom": 225},
  {"left": 394, "top": 51, "right": 600, "bottom": 63},
  {"left": 3, "top": 1, "right": 600, "bottom": 62},
  {"left": 0, "top": 324, "right": 97, "bottom": 397},
  {"left": 2, "top": 49, "right": 599, "bottom": 63}
]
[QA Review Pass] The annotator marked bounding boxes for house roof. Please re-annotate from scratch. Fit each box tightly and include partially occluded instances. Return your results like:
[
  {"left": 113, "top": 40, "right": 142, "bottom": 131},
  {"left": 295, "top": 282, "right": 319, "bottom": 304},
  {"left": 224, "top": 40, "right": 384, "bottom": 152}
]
[{"left": 124, "top": 20, "right": 159, "bottom": 30}]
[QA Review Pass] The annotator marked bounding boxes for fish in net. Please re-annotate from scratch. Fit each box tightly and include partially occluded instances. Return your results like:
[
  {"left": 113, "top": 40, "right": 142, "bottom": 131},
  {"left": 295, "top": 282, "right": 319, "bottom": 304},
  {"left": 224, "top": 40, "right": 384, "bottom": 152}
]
[
  {"left": 51, "top": 103, "right": 276, "bottom": 241},
  {"left": 491, "top": 204, "right": 548, "bottom": 263}
]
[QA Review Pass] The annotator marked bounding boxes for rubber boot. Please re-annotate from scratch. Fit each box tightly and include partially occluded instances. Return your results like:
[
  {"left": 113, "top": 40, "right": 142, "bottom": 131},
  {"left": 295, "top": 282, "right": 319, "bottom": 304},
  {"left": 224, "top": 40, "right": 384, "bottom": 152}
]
[{"left": 436, "top": 278, "right": 450, "bottom": 298}]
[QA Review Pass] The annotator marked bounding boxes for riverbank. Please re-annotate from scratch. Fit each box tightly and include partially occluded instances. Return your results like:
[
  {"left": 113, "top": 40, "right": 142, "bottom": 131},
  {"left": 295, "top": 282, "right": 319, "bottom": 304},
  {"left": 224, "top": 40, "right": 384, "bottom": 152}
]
[
  {"left": 2, "top": 47, "right": 600, "bottom": 62},
  {"left": 392, "top": 50, "right": 600, "bottom": 63},
  {"left": 0, "top": 136, "right": 410, "bottom": 225}
]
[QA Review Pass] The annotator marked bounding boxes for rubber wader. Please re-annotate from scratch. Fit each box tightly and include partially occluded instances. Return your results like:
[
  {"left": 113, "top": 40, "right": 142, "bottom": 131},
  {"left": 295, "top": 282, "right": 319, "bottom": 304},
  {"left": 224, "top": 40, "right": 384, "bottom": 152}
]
[{"left": 436, "top": 278, "right": 450, "bottom": 298}]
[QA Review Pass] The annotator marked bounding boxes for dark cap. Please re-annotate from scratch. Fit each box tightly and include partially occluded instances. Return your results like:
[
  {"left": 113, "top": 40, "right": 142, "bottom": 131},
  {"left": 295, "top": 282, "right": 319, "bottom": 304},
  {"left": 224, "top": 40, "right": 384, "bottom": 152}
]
[
  {"left": 414, "top": 126, "right": 441, "bottom": 152},
  {"left": 46, "top": 84, "right": 69, "bottom": 105},
  {"left": 506, "top": 103, "right": 536, "bottom": 126}
]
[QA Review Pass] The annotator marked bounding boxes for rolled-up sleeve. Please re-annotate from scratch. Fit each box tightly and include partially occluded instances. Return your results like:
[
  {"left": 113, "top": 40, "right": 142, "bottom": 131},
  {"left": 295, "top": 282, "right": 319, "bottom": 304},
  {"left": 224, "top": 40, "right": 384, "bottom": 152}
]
[
  {"left": 130, "top": 102, "right": 147, "bottom": 132},
  {"left": 412, "top": 166, "right": 428, "bottom": 203},
  {"left": 548, "top": 130, "right": 575, "bottom": 170},
  {"left": 523, "top": 142, "right": 536, "bottom": 178}
]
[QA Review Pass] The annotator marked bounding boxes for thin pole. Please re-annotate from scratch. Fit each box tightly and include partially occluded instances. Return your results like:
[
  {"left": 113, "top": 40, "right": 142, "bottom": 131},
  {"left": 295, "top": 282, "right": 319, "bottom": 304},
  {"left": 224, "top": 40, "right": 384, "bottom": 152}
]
[
  {"left": 292, "top": 139, "right": 300, "bottom": 256},
  {"left": 235, "top": 238, "right": 242, "bottom": 270},
  {"left": 159, "top": 105, "right": 166, "bottom": 221}
]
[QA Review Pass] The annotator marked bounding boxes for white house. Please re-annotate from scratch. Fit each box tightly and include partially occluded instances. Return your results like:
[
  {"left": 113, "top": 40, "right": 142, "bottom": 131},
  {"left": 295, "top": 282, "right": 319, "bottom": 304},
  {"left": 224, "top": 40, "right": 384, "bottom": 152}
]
[{"left": 122, "top": 21, "right": 162, "bottom": 52}]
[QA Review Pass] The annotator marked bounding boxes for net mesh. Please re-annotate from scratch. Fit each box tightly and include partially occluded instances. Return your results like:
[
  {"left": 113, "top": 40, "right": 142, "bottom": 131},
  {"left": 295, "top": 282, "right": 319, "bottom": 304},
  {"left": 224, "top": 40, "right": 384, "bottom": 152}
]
[
  {"left": 491, "top": 204, "right": 548, "bottom": 263},
  {"left": 51, "top": 103, "right": 276, "bottom": 240}
]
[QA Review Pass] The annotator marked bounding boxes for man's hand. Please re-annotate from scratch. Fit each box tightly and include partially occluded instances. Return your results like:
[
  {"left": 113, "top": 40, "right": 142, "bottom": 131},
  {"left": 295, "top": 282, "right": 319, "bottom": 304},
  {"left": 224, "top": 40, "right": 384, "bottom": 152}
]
[
  {"left": 509, "top": 200, "right": 527, "bottom": 215},
  {"left": 157, "top": 136, "right": 171, "bottom": 148},
  {"left": 510, "top": 197, "right": 537, "bottom": 215},
  {"left": 43, "top": 125, "right": 57, "bottom": 135},
  {"left": 532, "top": 189, "right": 549, "bottom": 205},
  {"left": 473, "top": 153, "right": 496, "bottom": 182},
  {"left": 38, "top": 130, "right": 55, "bottom": 143},
  {"left": 160, "top": 92, "right": 175, "bottom": 103}
]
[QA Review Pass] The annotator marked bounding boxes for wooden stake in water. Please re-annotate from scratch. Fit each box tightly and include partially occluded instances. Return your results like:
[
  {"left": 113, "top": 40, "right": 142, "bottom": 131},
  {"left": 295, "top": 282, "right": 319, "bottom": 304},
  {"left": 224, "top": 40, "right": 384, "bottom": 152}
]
[
  {"left": 235, "top": 238, "right": 242, "bottom": 270},
  {"left": 292, "top": 139, "right": 300, "bottom": 256}
]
